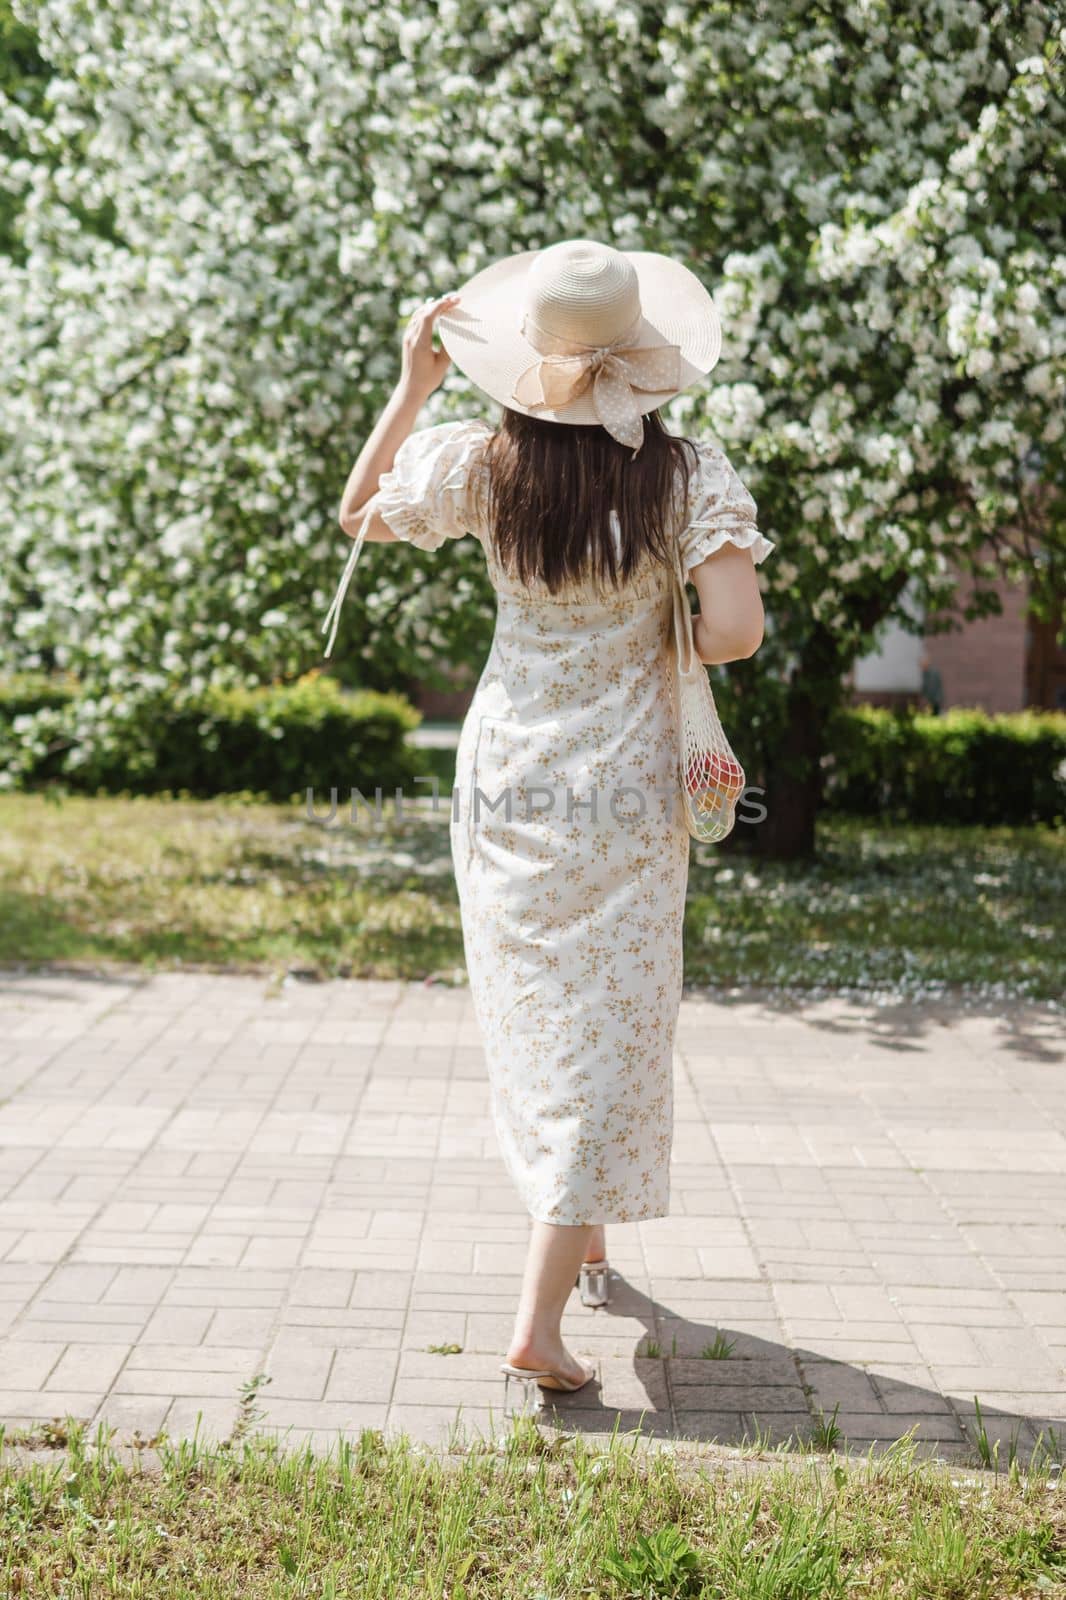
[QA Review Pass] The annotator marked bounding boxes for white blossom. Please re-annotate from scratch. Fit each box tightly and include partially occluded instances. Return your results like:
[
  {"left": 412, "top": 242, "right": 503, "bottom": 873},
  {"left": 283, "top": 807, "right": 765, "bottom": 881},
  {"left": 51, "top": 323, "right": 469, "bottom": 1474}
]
[{"left": 0, "top": 0, "right": 1059, "bottom": 772}]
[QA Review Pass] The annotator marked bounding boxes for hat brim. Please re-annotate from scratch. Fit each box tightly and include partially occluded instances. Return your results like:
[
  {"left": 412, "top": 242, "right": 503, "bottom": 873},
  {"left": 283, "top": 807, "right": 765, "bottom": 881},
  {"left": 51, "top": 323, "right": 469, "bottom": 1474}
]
[{"left": 436, "top": 247, "right": 722, "bottom": 425}]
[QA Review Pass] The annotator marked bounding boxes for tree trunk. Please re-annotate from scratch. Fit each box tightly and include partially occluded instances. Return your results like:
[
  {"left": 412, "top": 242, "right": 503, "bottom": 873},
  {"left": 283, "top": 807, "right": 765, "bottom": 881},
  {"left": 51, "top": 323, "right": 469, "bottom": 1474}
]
[
  {"left": 754, "top": 573, "right": 912, "bottom": 861},
  {"left": 754, "top": 674, "right": 827, "bottom": 860},
  {"left": 754, "top": 618, "right": 842, "bottom": 860}
]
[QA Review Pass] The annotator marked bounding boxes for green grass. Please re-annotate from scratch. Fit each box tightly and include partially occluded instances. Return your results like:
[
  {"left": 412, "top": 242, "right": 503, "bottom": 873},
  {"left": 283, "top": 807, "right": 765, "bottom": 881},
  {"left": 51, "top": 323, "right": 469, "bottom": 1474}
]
[
  {"left": 0, "top": 793, "right": 1062, "bottom": 997},
  {"left": 0, "top": 790, "right": 465, "bottom": 984},
  {"left": 1, "top": 1413, "right": 1064, "bottom": 1598},
  {"left": 701, "top": 1333, "right": 737, "bottom": 1361},
  {"left": 685, "top": 819, "right": 1064, "bottom": 999}
]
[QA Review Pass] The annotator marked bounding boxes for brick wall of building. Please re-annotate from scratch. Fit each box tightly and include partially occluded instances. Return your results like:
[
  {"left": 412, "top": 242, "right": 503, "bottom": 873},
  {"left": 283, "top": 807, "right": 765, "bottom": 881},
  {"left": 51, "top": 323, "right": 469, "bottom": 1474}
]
[
  {"left": 409, "top": 664, "right": 476, "bottom": 721},
  {"left": 922, "top": 570, "right": 1030, "bottom": 713},
  {"left": 414, "top": 682, "right": 476, "bottom": 720}
]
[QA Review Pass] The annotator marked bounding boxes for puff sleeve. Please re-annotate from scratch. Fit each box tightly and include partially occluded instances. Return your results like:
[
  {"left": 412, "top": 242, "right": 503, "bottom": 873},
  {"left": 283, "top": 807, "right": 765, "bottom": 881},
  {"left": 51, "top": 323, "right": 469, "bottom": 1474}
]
[
  {"left": 322, "top": 417, "right": 492, "bottom": 658},
  {"left": 677, "top": 440, "right": 775, "bottom": 577},
  {"left": 375, "top": 417, "right": 493, "bottom": 549}
]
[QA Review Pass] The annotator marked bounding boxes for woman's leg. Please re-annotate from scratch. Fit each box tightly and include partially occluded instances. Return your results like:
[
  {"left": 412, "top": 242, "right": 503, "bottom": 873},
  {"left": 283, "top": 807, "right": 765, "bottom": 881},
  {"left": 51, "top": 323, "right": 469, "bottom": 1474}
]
[
  {"left": 584, "top": 1223, "right": 607, "bottom": 1264},
  {"left": 505, "top": 1220, "right": 596, "bottom": 1380}
]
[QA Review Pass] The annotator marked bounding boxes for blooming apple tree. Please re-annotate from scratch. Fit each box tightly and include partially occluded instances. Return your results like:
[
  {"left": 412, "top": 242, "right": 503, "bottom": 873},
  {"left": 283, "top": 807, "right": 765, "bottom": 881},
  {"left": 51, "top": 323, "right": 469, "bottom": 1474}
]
[{"left": 0, "top": 0, "right": 1062, "bottom": 852}]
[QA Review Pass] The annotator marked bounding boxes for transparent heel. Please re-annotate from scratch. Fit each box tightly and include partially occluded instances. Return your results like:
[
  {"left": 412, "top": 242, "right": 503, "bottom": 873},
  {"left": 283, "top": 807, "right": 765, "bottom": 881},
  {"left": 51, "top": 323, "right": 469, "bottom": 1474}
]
[
  {"left": 500, "top": 1368, "right": 543, "bottom": 1414},
  {"left": 499, "top": 1360, "right": 595, "bottom": 1408},
  {"left": 576, "top": 1257, "right": 611, "bottom": 1308}
]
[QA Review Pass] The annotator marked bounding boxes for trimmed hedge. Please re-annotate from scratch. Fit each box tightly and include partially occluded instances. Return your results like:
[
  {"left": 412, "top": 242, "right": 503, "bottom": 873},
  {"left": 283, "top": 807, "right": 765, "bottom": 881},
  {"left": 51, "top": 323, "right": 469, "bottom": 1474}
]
[
  {"left": 0, "top": 671, "right": 80, "bottom": 719},
  {"left": 823, "top": 706, "right": 1066, "bottom": 826},
  {"left": 3, "top": 676, "right": 1063, "bottom": 824},
  {"left": 0, "top": 672, "right": 430, "bottom": 801},
  {"left": 0, "top": 671, "right": 80, "bottom": 786}
]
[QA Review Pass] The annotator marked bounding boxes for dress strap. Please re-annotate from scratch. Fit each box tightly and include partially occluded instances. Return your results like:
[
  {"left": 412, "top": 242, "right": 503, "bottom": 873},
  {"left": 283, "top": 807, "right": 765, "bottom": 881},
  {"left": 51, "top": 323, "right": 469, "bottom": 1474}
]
[{"left": 321, "top": 501, "right": 374, "bottom": 659}]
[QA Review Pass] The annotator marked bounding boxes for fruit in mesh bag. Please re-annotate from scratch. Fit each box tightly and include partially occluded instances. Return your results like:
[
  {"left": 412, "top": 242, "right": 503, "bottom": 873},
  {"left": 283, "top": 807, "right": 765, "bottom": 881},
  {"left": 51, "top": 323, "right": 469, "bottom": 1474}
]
[{"left": 683, "top": 748, "right": 745, "bottom": 808}]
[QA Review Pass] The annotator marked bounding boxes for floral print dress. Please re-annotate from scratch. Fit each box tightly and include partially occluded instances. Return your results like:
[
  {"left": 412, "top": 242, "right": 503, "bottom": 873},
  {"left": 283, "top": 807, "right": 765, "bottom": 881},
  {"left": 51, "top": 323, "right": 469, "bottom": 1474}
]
[{"left": 366, "top": 416, "right": 774, "bottom": 1225}]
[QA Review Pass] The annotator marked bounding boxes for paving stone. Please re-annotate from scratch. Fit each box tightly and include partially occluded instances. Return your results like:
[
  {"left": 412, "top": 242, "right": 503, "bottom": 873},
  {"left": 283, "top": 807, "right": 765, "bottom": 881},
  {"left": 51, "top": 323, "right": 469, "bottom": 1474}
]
[
  {"left": 952, "top": 1392, "right": 1066, "bottom": 1421},
  {"left": 0, "top": 1388, "right": 100, "bottom": 1422},
  {"left": 398, "top": 1350, "right": 506, "bottom": 1381},
  {"left": 829, "top": 1411, "right": 966, "bottom": 1443},
  {"left": 34, "top": 1264, "right": 119, "bottom": 1303},
  {"left": 124, "top": 1343, "right": 261, "bottom": 1374},
  {"left": 385, "top": 1405, "right": 504, "bottom": 1447},
  {"left": 44, "top": 1343, "right": 131, "bottom": 1392},
  {"left": 322, "top": 1348, "right": 399, "bottom": 1404},
  {"left": 392, "top": 1375, "right": 513, "bottom": 1408},
  {"left": 0, "top": 974, "right": 1061, "bottom": 1461},
  {"left": 89, "top": 1392, "right": 172, "bottom": 1438},
  {"left": 162, "top": 1397, "right": 241, "bottom": 1442},
  {"left": 665, "top": 1355, "right": 801, "bottom": 1386},
  {"left": 0, "top": 1341, "right": 65, "bottom": 1388},
  {"left": 203, "top": 1309, "right": 277, "bottom": 1347},
  {"left": 101, "top": 1266, "right": 176, "bottom": 1305},
  {"left": 669, "top": 1410, "right": 748, "bottom": 1444},
  {"left": 111, "top": 1366, "right": 254, "bottom": 1398},
  {"left": 286, "top": 1269, "right": 356, "bottom": 1309},
  {"left": 349, "top": 1271, "right": 414, "bottom": 1310},
  {"left": 276, "top": 1310, "right": 402, "bottom": 1346},
  {"left": 108, "top": 1306, "right": 208, "bottom": 1349},
  {"left": 465, "top": 1312, "right": 528, "bottom": 1351},
  {"left": 797, "top": 1363, "right": 884, "bottom": 1412},
  {"left": 871, "top": 1373, "right": 956, "bottom": 1414},
  {"left": 930, "top": 1364, "right": 1066, "bottom": 1393},
  {"left": 13, "top": 1305, "right": 146, "bottom": 1342},
  {"left": 262, "top": 1344, "right": 335, "bottom": 1402},
  {"left": 402, "top": 1310, "right": 469, "bottom": 1348}
]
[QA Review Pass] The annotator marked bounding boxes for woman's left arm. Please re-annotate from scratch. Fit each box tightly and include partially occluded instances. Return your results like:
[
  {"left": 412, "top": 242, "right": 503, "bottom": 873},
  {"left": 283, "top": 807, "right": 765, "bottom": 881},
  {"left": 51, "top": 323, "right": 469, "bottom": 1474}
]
[
  {"left": 338, "top": 291, "right": 460, "bottom": 542},
  {"left": 689, "top": 544, "right": 765, "bottom": 664}
]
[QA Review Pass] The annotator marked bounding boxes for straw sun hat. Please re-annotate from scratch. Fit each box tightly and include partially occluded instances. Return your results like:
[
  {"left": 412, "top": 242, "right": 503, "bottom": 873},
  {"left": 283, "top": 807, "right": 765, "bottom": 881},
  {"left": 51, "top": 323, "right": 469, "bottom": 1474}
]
[{"left": 435, "top": 238, "right": 723, "bottom": 457}]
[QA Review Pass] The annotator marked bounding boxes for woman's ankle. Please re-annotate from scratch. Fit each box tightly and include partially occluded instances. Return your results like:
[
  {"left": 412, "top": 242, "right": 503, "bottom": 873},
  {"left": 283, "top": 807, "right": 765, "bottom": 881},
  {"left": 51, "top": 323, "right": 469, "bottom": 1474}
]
[{"left": 506, "top": 1332, "right": 565, "bottom": 1367}]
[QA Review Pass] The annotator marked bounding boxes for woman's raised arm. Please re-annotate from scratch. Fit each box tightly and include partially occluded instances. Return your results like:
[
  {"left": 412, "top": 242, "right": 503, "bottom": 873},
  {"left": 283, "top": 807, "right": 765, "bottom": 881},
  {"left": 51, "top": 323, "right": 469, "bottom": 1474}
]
[{"left": 338, "top": 291, "right": 460, "bottom": 538}]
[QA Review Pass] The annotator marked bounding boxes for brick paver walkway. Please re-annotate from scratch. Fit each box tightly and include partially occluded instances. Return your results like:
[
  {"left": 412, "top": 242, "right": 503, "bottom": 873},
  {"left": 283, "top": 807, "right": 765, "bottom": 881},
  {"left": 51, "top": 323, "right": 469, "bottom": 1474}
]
[{"left": 1, "top": 970, "right": 1063, "bottom": 1466}]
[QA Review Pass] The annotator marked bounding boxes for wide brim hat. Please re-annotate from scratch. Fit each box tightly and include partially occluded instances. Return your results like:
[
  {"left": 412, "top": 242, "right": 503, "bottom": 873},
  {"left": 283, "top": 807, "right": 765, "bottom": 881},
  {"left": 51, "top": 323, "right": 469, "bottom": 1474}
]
[{"left": 436, "top": 238, "right": 722, "bottom": 448}]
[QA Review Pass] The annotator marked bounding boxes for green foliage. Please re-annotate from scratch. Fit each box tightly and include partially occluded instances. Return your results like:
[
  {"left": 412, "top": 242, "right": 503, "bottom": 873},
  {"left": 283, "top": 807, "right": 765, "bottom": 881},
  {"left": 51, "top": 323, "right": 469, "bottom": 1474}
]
[
  {"left": 0, "top": 668, "right": 77, "bottom": 718},
  {"left": 808, "top": 1401, "right": 844, "bottom": 1452},
  {"left": 0, "top": 0, "right": 50, "bottom": 258},
  {"left": 380, "top": 706, "right": 1066, "bottom": 830},
  {"left": 709, "top": 1497, "right": 851, "bottom": 1598},
  {"left": 2, "top": 0, "right": 1063, "bottom": 863},
  {"left": 1, "top": 798, "right": 1061, "bottom": 991},
  {"left": 602, "top": 1526, "right": 702, "bottom": 1597},
  {"left": 0, "top": 670, "right": 79, "bottom": 783},
  {"left": 822, "top": 706, "right": 1066, "bottom": 825},
  {"left": 684, "top": 818, "right": 1063, "bottom": 997},
  {"left": 0, "top": 672, "right": 427, "bottom": 800},
  {"left": 2, "top": 1415, "right": 1062, "bottom": 1599}
]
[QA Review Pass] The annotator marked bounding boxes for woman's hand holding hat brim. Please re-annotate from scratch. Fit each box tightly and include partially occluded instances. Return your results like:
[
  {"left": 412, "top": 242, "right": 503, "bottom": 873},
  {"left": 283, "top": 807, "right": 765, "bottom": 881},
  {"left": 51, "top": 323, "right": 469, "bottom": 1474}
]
[{"left": 400, "top": 292, "right": 462, "bottom": 402}]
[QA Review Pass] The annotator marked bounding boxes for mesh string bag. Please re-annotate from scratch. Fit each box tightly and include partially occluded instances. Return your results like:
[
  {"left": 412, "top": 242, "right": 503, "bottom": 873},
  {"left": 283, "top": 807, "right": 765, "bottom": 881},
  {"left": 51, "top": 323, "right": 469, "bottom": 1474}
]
[{"left": 669, "top": 532, "right": 746, "bottom": 843}]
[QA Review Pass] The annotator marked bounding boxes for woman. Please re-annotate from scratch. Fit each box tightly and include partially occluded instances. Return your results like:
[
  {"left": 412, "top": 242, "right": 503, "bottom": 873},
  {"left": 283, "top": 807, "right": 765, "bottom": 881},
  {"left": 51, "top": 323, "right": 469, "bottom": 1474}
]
[{"left": 325, "top": 239, "right": 773, "bottom": 1403}]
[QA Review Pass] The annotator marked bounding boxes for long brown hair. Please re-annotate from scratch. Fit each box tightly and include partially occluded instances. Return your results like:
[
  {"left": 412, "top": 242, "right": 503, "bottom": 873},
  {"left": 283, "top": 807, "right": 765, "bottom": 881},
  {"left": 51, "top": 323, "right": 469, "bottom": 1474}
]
[{"left": 478, "top": 407, "right": 698, "bottom": 593}]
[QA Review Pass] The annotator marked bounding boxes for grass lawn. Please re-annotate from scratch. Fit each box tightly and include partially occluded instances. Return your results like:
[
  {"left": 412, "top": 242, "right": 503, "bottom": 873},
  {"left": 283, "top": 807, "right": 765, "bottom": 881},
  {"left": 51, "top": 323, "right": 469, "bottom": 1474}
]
[
  {"left": 0, "top": 792, "right": 1061, "bottom": 997},
  {"left": 2, "top": 1413, "right": 1064, "bottom": 1598}
]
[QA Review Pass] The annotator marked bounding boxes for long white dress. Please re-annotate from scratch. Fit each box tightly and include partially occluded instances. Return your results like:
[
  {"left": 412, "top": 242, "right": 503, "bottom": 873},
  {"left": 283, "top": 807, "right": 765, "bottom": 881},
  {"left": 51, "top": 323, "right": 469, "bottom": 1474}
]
[{"left": 362, "top": 417, "right": 774, "bottom": 1225}]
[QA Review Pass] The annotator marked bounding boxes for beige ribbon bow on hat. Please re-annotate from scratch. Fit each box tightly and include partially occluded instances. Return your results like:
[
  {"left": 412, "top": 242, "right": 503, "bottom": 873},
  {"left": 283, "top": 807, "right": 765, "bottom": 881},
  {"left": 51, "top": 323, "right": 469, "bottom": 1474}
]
[{"left": 511, "top": 312, "right": 681, "bottom": 455}]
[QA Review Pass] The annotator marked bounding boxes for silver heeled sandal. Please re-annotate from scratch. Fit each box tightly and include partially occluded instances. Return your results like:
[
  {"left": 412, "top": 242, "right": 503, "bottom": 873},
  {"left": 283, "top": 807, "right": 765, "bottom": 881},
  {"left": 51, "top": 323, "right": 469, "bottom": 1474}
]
[
  {"left": 499, "top": 1359, "right": 595, "bottom": 1394},
  {"left": 499, "top": 1358, "right": 595, "bottom": 1413},
  {"left": 576, "top": 1256, "right": 611, "bottom": 1308}
]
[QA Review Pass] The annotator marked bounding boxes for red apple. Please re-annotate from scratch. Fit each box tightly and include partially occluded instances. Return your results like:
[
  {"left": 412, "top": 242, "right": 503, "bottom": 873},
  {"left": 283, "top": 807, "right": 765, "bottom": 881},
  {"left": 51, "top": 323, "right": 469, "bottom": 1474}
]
[{"left": 683, "top": 749, "right": 745, "bottom": 803}]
